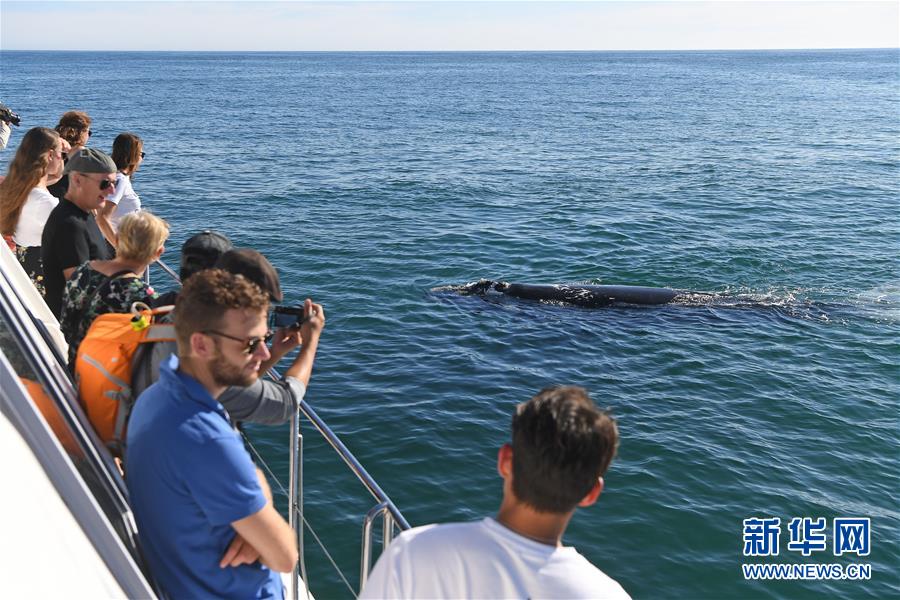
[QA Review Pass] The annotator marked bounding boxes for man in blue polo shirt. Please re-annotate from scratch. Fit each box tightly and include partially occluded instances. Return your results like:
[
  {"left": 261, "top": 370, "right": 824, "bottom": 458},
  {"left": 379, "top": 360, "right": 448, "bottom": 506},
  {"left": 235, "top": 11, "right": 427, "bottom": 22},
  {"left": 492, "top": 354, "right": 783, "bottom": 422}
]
[{"left": 126, "top": 269, "right": 312, "bottom": 599}]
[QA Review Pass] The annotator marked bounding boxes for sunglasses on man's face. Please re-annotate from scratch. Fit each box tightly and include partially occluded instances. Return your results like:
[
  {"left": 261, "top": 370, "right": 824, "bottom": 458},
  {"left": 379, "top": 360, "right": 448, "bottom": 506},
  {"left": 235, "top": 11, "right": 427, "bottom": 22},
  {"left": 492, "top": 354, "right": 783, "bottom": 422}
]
[
  {"left": 141, "top": 151, "right": 146, "bottom": 159},
  {"left": 87, "top": 129, "right": 93, "bottom": 138},
  {"left": 203, "top": 330, "right": 274, "bottom": 355},
  {"left": 81, "top": 174, "right": 116, "bottom": 190}
]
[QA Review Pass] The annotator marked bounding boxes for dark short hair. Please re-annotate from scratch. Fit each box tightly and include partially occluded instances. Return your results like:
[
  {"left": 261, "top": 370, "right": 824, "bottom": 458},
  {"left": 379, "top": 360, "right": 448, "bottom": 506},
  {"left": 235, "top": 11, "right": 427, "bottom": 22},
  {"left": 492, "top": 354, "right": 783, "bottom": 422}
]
[
  {"left": 511, "top": 386, "right": 619, "bottom": 513},
  {"left": 111, "top": 132, "right": 142, "bottom": 175},
  {"left": 173, "top": 269, "right": 269, "bottom": 351}
]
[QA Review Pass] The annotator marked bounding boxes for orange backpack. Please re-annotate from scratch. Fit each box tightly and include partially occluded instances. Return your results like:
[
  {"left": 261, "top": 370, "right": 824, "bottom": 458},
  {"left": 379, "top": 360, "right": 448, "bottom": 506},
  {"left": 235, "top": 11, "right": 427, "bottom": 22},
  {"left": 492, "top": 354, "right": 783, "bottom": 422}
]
[{"left": 74, "top": 303, "right": 175, "bottom": 455}]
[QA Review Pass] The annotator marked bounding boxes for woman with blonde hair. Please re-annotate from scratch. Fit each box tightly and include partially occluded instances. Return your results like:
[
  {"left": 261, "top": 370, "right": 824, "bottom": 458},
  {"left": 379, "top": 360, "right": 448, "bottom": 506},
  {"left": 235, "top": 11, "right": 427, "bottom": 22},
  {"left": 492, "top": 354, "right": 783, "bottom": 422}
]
[
  {"left": 60, "top": 210, "right": 169, "bottom": 366},
  {"left": 0, "top": 127, "right": 65, "bottom": 295},
  {"left": 97, "top": 132, "right": 144, "bottom": 245}
]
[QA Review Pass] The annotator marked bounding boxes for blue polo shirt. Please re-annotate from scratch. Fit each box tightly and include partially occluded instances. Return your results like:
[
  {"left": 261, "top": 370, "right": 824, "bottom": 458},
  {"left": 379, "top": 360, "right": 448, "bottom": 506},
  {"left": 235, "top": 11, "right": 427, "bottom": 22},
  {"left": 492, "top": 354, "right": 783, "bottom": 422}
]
[{"left": 126, "top": 355, "right": 284, "bottom": 599}]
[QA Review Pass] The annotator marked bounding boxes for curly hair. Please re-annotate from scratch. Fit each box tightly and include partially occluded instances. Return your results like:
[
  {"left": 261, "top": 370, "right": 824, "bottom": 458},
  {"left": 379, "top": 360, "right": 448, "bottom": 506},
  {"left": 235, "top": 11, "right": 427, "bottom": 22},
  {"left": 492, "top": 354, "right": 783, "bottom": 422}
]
[
  {"left": 173, "top": 269, "right": 269, "bottom": 350},
  {"left": 511, "top": 386, "right": 619, "bottom": 513},
  {"left": 55, "top": 111, "right": 91, "bottom": 146},
  {"left": 0, "top": 127, "right": 60, "bottom": 236}
]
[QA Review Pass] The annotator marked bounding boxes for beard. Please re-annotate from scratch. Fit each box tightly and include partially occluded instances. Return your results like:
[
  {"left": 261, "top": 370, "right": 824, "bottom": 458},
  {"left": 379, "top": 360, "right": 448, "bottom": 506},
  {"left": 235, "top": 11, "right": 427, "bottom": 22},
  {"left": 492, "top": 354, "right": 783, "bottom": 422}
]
[{"left": 209, "top": 346, "right": 259, "bottom": 388}]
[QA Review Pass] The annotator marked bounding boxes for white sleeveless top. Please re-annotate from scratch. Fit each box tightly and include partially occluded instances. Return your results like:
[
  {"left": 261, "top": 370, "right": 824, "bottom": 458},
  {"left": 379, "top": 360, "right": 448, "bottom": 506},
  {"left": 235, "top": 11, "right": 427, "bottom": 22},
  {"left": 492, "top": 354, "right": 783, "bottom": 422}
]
[
  {"left": 108, "top": 172, "right": 141, "bottom": 230},
  {"left": 14, "top": 187, "right": 59, "bottom": 247}
]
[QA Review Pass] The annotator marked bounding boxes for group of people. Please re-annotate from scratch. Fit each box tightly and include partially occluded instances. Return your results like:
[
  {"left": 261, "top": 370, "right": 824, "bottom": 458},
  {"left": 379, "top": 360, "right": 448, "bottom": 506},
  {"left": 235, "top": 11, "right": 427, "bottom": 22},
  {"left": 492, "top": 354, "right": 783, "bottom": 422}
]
[
  {"left": 0, "top": 111, "right": 145, "bottom": 307},
  {"left": 0, "top": 111, "right": 629, "bottom": 599}
]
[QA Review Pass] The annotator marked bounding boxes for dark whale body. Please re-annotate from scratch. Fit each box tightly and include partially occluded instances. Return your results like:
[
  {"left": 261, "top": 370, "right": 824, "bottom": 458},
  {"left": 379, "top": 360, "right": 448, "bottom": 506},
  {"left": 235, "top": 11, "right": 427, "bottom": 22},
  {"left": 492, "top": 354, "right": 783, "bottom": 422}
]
[{"left": 463, "top": 280, "right": 682, "bottom": 307}]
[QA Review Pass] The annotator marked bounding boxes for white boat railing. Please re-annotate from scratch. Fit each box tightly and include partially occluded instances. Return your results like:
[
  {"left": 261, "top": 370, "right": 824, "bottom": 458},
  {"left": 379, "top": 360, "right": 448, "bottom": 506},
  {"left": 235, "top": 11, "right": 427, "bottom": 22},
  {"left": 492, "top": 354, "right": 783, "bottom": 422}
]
[{"left": 0, "top": 249, "right": 162, "bottom": 597}]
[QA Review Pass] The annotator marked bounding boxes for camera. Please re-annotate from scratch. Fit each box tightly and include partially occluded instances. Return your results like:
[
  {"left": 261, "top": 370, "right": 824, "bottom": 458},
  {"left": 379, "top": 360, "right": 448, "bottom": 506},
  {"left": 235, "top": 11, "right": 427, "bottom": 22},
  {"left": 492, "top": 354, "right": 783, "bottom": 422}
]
[
  {"left": 272, "top": 305, "right": 307, "bottom": 330},
  {"left": 0, "top": 103, "right": 21, "bottom": 126}
]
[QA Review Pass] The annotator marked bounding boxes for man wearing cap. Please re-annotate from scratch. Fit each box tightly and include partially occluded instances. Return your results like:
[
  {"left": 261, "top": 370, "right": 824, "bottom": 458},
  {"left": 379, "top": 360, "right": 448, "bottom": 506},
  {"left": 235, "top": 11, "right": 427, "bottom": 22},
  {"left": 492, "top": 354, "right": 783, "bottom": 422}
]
[
  {"left": 153, "top": 229, "right": 233, "bottom": 307},
  {"left": 41, "top": 147, "right": 117, "bottom": 317}
]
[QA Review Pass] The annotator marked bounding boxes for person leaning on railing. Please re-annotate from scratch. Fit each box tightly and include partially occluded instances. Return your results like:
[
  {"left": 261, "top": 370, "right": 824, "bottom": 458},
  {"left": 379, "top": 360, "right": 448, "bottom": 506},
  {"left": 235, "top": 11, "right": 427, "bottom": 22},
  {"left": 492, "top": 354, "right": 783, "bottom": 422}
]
[
  {"left": 126, "top": 269, "right": 301, "bottom": 599},
  {"left": 133, "top": 235, "right": 325, "bottom": 426},
  {"left": 96, "top": 132, "right": 145, "bottom": 247}
]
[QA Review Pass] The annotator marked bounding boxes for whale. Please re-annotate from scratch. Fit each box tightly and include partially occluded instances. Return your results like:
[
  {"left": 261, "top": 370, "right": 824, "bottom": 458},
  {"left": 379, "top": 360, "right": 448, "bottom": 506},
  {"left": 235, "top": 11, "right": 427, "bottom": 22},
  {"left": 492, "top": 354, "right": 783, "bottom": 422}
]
[{"left": 459, "top": 279, "right": 683, "bottom": 307}]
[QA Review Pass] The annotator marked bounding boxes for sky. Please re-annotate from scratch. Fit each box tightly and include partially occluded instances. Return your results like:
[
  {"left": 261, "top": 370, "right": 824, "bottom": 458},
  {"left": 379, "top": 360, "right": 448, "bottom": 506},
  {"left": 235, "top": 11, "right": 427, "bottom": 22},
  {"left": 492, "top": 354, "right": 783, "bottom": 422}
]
[{"left": 0, "top": 1, "right": 897, "bottom": 52}]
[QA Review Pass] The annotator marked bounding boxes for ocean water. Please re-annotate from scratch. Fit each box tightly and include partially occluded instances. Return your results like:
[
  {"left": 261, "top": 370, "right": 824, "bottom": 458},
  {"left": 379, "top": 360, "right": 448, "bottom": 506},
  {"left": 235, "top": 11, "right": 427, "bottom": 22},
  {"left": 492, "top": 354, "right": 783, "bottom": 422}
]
[{"left": 1, "top": 49, "right": 898, "bottom": 599}]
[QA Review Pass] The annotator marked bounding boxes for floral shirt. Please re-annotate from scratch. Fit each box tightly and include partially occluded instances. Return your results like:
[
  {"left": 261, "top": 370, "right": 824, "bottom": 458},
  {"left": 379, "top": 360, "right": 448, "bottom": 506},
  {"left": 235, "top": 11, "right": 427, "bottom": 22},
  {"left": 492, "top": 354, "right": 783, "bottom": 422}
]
[
  {"left": 15, "top": 245, "right": 47, "bottom": 297},
  {"left": 60, "top": 262, "right": 157, "bottom": 366}
]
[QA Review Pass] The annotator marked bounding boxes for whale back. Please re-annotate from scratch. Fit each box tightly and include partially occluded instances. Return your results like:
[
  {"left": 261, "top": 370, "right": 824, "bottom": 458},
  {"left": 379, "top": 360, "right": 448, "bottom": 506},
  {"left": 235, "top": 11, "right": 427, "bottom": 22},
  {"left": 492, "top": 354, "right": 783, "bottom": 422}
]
[{"left": 498, "top": 283, "right": 680, "bottom": 306}]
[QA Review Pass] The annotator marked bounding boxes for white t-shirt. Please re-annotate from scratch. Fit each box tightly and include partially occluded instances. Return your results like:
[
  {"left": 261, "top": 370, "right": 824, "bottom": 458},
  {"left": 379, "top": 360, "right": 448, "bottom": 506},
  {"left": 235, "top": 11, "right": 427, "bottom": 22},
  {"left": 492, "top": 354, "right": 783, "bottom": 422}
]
[
  {"left": 106, "top": 172, "right": 141, "bottom": 230},
  {"left": 359, "top": 517, "right": 631, "bottom": 599},
  {"left": 14, "top": 187, "right": 59, "bottom": 247}
]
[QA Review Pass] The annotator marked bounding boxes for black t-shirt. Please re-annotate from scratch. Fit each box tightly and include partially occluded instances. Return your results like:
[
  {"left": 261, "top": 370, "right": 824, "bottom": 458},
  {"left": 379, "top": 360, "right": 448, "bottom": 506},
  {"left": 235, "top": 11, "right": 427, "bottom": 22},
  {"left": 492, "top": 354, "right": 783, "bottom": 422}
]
[
  {"left": 47, "top": 174, "right": 69, "bottom": 200},
  {"left": 41, "top": 198, "right": 113, "bottom": 317}
]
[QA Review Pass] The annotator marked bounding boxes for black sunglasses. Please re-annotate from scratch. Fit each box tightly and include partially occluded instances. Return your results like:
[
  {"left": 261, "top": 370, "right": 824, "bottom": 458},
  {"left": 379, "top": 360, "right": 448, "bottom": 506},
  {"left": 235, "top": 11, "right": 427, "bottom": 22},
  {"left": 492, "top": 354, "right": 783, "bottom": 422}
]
[
  {"left": 87, "top": 129, "right": 93, "bottom": 137},
  {"left": 203, "top": 330, "right": 273, "bottom": 355},
  {"left": 82, "top": 174, "right": 116, "bottom": 190},
  {"left": 141, "top": 151, "right": 146, "bottom": 159}
]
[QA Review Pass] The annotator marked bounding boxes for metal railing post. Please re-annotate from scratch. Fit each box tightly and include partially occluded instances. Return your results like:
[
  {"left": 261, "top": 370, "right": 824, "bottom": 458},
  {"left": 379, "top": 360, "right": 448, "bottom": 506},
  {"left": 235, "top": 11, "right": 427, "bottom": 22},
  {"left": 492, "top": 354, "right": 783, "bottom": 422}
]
[
  {"left": 289, "top": 405, "right": 307, "bottom": 600},
  {"left": 360, "top": 501, "right": 390, "bottom": 592},
  {"left": 300, "top": 399, "right": 411, "bottom": 531},
  {"left": 383, "top": 512, "right": 395, "bottom": 549},
  {"left": 154, "top": 258, "right": 180, "bottom": 284}
]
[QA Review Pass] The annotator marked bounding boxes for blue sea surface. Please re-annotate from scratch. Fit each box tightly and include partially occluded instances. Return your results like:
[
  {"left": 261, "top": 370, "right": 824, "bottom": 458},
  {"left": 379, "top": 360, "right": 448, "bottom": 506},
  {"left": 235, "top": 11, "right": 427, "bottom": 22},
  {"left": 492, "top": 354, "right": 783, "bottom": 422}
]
[{"left": 1, "top": 49, "right": 898, "bottom": 599}]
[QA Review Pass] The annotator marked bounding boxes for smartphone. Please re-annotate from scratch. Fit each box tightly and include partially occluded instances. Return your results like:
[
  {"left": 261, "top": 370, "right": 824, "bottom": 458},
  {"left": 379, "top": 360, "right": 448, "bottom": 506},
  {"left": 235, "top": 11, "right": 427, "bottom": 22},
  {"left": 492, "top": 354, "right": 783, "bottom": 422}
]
[{"left": 272, "top": 305, "right": 305, "bottom": 329}]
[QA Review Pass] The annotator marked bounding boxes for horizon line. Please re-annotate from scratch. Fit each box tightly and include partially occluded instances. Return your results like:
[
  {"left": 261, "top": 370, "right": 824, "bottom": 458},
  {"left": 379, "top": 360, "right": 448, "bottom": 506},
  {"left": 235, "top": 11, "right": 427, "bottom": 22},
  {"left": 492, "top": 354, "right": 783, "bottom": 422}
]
[{"left": 2, "top": 47, "right": 897, "bottom": 53}]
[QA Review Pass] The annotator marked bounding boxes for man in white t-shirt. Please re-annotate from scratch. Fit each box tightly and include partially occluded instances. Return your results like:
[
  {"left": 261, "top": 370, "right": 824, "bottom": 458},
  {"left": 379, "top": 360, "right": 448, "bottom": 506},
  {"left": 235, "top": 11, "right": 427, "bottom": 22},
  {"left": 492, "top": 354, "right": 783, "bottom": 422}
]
[{"left": 360, "top": 386, "right": 631, "bottom": 599}]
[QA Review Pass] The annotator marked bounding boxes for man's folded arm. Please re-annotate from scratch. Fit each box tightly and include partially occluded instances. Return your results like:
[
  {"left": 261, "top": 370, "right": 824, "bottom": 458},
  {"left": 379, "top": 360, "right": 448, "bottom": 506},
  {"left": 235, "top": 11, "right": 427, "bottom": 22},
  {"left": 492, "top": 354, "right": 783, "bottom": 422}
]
[{"left": 231, "top": 503, "right": 298, "bottom": 573}]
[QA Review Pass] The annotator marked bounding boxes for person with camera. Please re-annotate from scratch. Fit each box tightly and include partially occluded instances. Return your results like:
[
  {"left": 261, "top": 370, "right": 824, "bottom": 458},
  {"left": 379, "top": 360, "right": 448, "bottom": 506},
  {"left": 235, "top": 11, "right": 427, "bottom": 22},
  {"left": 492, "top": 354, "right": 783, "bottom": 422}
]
[
  {"left": 0, "top": 102, "right": 20, "bottom": 152},
  {"left": 132, "top": 242, "right": 325, "bottom": 426}
]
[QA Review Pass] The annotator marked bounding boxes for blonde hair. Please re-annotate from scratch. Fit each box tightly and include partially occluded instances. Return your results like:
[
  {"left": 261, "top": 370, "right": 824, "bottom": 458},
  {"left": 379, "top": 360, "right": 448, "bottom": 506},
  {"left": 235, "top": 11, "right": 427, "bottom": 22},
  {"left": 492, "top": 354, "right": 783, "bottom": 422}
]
[{"left": 116, "top": 211, "right": 169, "bottom": 264}]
